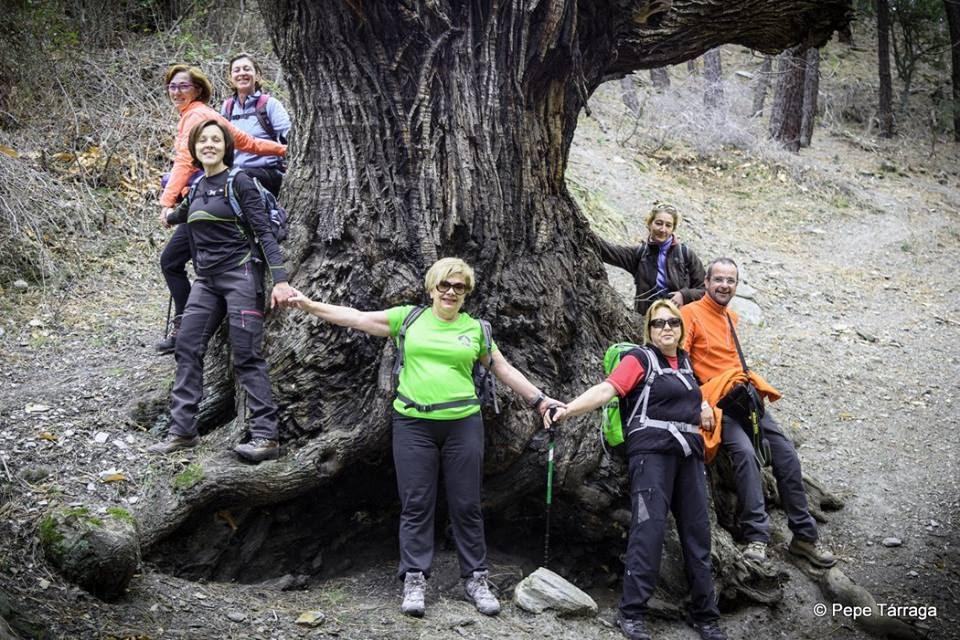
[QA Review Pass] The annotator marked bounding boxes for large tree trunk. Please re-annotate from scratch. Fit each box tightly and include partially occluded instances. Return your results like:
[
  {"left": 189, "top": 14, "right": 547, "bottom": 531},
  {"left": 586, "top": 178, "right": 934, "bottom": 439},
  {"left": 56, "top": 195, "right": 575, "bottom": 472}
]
[
  {"left": 877, "top": 0, "right": 896, "bottom": 136},
  {"left": 703, "top": 48, "right": 724, "bottom": 111},
  {"left": 58, "top": 0, "right": 854, "bottom": 607},
  {"left": 800, "top": 47, "right": 821, "bottom": 147},
  {"left": 945, "top": 0, "right": 960, "bottom": 141},
  {"left": 751, "top": 55, "right": 774, "bottom": 117},
  {"left": 769, "top": 46, "right": 808, "bottom": 151},
  {"left": 650, "top": 66, "right": 671, "bottom": 90}
]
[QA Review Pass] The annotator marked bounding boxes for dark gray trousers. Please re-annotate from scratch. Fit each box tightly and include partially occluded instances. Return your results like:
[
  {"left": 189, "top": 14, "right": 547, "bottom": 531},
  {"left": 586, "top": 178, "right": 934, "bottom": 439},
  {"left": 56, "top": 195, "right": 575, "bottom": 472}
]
[
  {"left": 392, "top": 412, "right": 486, "bottom": 580},
  {"left": 620, "top": 451, "right": 720, "bottom": 623},
  {"left": 721, "top": 410, "right": 818, "bottom": 543},
  {"left": 169, "top": 263, "right": 278, "bottom": 441}
]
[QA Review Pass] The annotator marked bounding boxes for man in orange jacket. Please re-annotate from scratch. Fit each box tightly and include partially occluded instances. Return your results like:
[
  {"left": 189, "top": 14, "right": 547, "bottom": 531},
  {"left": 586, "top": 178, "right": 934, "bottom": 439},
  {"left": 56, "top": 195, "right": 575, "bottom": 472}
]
[{"left": 681, "top": 258, "right": 836, "bottom": 568}]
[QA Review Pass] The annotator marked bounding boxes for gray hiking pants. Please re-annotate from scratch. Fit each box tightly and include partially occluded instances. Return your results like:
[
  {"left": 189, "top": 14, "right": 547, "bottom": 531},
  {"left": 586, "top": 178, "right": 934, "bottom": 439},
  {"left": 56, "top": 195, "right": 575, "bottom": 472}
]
[
  {"left": 392, "top": 411, "right": 487, "bottom": 580},
  {"left": 620, "top": 451, "right": 720, "bottom": 623},
  {"left": 721, "top": 410, "right": 818, "bottom": 543},
  {"left": 169, "top": 262, "right": 278, "bottom": 441}
]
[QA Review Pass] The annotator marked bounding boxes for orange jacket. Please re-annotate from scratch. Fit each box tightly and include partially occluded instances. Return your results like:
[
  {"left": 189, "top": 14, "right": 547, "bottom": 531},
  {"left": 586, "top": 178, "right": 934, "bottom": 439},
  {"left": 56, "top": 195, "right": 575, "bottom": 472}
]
[
  {"left": 159, "top": 101, "right": 286, "bottom": 208},
  {"left": 682, "top": 295, "right": 782, "bottom": 462}
]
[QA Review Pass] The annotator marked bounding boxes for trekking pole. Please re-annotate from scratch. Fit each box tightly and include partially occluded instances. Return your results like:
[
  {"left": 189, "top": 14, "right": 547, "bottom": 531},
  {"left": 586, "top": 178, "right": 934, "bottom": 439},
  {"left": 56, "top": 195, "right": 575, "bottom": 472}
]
[
  {"left": 543, "top": 407, "right": 559, "bottom": 568},
  {"left": 162, "top": 294, "right": 173, "bottom": 339}
]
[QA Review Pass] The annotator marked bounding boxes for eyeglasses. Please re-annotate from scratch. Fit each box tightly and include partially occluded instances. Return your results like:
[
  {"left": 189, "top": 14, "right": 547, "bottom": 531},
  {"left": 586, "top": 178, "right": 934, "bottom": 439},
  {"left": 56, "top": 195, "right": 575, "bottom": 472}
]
[
  {"left": 436, "top": 280, "right": 468, "bottom": 295},
  {"left": 167, "top": 82, "right": 195, "bottom": 93},
  {"left": 649, "top": 317, "right": 682, "bottom": 329}
]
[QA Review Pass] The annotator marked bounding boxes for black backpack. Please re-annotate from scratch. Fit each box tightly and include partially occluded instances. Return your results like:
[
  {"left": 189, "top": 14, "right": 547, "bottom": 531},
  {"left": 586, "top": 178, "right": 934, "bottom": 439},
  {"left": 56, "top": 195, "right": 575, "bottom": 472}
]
[{"left": 392, "top": 306, "right": 499, "bottom": 414}]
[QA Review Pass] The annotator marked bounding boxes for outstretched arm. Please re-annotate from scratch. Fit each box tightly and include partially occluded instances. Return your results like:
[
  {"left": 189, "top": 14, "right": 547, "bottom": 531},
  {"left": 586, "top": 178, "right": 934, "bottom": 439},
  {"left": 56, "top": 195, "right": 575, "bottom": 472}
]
[
  {"left": 483, "top": 350, "right": 563, "bottom": 415},
  {"left": 284, "top": 288, "right": 391, "bottom": 337},
  {"left": 545, "top": 381, "right": 618, "bottom": 427}
]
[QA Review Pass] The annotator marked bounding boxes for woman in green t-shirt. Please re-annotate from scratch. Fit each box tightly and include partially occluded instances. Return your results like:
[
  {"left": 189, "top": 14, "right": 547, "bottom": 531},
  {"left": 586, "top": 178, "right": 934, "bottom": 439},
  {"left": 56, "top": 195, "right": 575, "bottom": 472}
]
[{"left": 285, "top": 257, "right": 560, "bottom": 618}]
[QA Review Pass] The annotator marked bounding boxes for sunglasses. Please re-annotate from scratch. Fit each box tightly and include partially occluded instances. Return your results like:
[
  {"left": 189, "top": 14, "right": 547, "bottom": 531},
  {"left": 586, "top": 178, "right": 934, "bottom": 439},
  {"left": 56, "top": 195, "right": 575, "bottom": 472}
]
[
  {"left": 649, "top": 317, "right": 682, "bottom": 329},
  {"left": 436, "top": 280, "right": 468, "bottom": 295},
  {"left": 167, "top": 82, "right": 195, "bottom": 93}
]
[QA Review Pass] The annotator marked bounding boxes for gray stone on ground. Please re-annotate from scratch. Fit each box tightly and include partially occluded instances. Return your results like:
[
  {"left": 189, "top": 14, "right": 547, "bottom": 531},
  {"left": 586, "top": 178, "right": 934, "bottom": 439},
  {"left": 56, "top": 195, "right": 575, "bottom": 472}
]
[
  {"left": 513, "top": 567, "right": 597, "bottom": 617},
  {"left": 730, "top": 296, "right": 764, "bottom": 325},
  {"left": 882, "top": 537, "right": 902, "bottom": 547}
]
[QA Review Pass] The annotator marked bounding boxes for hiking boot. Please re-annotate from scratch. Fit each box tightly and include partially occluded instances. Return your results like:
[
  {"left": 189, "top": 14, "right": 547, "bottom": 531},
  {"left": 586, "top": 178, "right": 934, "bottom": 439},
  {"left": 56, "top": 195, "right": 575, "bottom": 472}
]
[
  {"left": 155, "top": 314, "right": 182, "bottom": 355},
  {"left": 789, "top": 537, "right": 837, "bottom": 568},
  {"left": 146, "top": 434, "right": 199, "bottom": 454},
  {"left": 464, "top": 570, "right": 500, "bottom": 616},
  {"left": 400, "top": 571, "right": 426, "bottom": 617},
  {"left": 233, "top": 438, "right": 280, "bottom": 463},
  {"left": 687, "top": 616, "right": 729, "bottom": 640},
  {"left": 616, "top": 613, "right": 652, "bottom": 640},
  {"left": 742, "top": 540, "right": 768, "bottom": 563}
]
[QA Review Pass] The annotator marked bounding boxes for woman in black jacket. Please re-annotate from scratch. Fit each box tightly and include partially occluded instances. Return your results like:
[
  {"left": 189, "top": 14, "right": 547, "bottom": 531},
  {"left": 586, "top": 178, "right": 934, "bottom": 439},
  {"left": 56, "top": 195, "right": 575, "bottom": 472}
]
[
  {"left": 147, "top": 119, "right": 293, "bottom": 463},
  {"left": 598, "top": 202, "right": 706, "bottom": 316},
  {"left": 545, "top": 300, "right": 726, "bottom": 640}
]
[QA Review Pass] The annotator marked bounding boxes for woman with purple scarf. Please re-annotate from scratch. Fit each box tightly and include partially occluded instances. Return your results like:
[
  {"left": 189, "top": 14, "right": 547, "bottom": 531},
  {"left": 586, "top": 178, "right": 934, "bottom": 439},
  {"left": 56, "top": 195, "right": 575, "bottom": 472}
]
[{"left": 596, "top": 202, "right": 706, "bottom": 316}]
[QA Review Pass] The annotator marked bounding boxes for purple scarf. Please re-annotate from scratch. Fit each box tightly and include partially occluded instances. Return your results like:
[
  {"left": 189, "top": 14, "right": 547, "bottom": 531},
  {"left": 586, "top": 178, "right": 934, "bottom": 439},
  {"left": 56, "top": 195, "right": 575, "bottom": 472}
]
[{"left": 655, "top": 236, "right": 673, "bottom": 292}]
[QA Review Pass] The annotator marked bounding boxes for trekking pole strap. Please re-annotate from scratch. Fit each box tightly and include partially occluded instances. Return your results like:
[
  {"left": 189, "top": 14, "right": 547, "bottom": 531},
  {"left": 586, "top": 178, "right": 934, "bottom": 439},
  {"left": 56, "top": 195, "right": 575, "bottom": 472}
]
[{"left": 396, "top": 392, "right": 481, "bottom": 413}]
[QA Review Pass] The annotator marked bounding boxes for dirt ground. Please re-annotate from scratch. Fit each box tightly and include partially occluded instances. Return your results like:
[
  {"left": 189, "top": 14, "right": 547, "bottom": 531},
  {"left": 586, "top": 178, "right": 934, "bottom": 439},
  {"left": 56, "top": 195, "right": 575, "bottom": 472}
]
[{"left": 1, "top": 56, "right": 959, "bottom": 640}]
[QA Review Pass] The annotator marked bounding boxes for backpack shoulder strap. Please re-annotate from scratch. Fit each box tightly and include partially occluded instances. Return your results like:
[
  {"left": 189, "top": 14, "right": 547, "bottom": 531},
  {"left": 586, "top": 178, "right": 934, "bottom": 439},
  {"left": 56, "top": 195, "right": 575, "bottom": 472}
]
[
  {"left": 623, "top": 347, "right": 658, "bottom": 427},
  {"left": 254, "top": 94, "right": 278, "bottom": 141},
  {"left": 225, "top": 166, "right": 244, "bottom": 220},
  {"left": 393, "top": 305, "right": 428, "bottom": 380},
  {"left": 477, "top": 318, "right": 494, "bottom": 366},
  {"left": 222, "top": 96, "right": 234, "bottom": 119}
]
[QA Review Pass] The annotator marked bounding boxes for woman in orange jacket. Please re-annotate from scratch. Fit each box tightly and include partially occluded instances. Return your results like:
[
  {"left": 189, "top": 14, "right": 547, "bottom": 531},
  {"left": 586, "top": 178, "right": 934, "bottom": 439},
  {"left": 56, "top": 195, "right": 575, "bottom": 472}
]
[{"left": 155, "top": 64, "right": 286, "bottom": 354}]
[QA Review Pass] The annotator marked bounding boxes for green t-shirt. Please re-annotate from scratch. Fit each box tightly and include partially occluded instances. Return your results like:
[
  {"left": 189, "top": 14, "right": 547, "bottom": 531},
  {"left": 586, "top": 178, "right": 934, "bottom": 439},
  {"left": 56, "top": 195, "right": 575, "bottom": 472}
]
[{"left": 386, "top": 305, "right": 498, "bottom": 421}]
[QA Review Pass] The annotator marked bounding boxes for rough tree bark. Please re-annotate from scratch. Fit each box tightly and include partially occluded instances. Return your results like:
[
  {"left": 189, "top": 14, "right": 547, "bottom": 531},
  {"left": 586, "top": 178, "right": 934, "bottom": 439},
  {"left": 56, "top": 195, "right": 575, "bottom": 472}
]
[
  {"left": 800, "top": 47, "right": 821, "bottom": 147},
  {"left": 751, "top": 55, "right": 774, "bottom": 117},
  {"left": 60, "top": 0, "right": 857, "bottom": 612},
  {"left": 703, "top": 48, "right": 724, "bottom": 111},
  {"left": 770, "top": 46, "right": 809, "bottom": 151},
  {"left": 946, "top": 0, "right": 960, "bottom": 141},
  {"left": 877, "top": 0, "right": 896, "bottom": 136}
]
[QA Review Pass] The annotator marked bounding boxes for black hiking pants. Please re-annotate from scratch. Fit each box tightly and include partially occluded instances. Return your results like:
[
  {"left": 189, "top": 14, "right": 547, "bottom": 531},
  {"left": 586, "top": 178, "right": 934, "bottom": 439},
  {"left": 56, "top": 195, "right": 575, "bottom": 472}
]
[
  {"left": 242, "top": 166, "right": 283, "bottom": 198},
  {"left": 160, "top": 224, "right": 192, "bottom": 317},
  {"left": 168, "top": 262, "right": 278, "bottom": 441},
  {"left": 721, "top": 410, "right": 818, "bottom": 543},
  {"left": 392, "top": 412, "right": 486, "bottom": 581},
  {"left": 620, "top": 451, "right": 720, "bottom": 624}
]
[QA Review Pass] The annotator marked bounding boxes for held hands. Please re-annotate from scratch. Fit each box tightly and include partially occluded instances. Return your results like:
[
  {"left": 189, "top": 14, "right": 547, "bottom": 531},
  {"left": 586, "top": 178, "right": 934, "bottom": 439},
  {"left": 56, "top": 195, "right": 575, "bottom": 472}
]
[
  {"left": 281, "top": 286, "right": 313, "bottom": 311},
  {"left": 270, "top": 282, "right": 297, "bottom": 309},
  {"left": 542, "top": 404, "right": 568, "bottom": 429}
]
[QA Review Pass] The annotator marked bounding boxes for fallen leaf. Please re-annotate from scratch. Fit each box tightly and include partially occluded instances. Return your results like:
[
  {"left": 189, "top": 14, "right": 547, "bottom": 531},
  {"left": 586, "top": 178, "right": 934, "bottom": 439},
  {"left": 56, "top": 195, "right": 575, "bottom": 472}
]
[
  {"left": 295, "top": 611, "right": 325, "bottom": 627},
  {"left": 39, "top": 432, "right": 58, "bottom": 442},
  {"left": 216, "top": 510, "right": 238, "bottom": 531},
  {"left": 0, "top": 144, "right": 18, "bottom": 158},
  {"left": 99, "top": 473, "right": 127, "bottom": 483}
]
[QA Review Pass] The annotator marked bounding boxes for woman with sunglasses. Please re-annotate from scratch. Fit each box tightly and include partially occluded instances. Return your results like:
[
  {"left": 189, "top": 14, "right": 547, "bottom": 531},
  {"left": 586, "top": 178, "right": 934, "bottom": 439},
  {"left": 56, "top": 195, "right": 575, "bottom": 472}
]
[
  {"left": 597, "top": 202, "right": 706, "bottom": 316},
  {"left": 283, "top": 257, "right": 561, "bottom": 619},
  {"left": 545, "top": 300, "right": 727, "bottom": 640},
  {"left": 155, "top": 64, "right": 287, "bottom": 355}
]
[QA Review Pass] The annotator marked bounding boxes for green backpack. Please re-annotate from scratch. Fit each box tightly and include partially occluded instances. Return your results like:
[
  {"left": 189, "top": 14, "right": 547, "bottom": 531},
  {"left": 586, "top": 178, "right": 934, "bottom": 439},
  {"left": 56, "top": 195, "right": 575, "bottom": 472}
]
[{"left": 601, "top": 342, "right": 643, "bottom": 448}]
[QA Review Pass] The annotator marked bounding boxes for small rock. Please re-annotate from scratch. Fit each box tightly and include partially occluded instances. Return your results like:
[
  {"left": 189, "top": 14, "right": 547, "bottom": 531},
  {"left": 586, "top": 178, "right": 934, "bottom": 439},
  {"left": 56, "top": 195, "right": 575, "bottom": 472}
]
[
  {"left": 882, "top": 537, "right": 902, "bottom": 547},
  {"left": 93, "top": 432, "right": 109, "bottom": 444},
  {"left": 38, "top": 578, "right": 50, "bottom": 590},
  {"left": 907, "top": 570, "right": 918, "bottom": 577},
  {"left": 226, "top": 611, "right": 246, "bottom": 623},
  {"left": 25, "top": 403, "right": 51, "bottom": 413},
  {"left": 28, "top": 319, "right": 44, "bottom": 328},
  {"left": 514, "top": 567, "right": 598, "bottom": 617},
  {"left": 730, "top": 296, "right": 764, "bottom": 326},
  {"left": 295, "top": 611, "right": 325, "bottom": 627},
  {"left": 13, "top": 279, "right": 28, "bottom": 290}
]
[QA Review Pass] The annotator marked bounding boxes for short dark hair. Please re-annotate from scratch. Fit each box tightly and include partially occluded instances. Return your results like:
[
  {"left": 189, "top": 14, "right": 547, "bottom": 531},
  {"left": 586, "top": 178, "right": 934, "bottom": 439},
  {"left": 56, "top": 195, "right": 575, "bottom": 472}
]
[
  {"left": 227, "top": 53, "right": 263, "bottom": 91},
  {"left": 164, "top": 64, "right": 213, "bottom": 104},
  {"left": 705, "top": 257, "right": 739, "bottom": 280},
  {"left": 188, "top": 119, "right": 235, "bottom": 169}
]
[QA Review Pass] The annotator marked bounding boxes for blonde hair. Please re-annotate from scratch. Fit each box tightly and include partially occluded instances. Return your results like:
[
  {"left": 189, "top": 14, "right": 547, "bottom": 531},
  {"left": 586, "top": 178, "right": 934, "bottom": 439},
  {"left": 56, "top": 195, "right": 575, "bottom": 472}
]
[
  {"left": 643, "top": 299, "right": 685, "bottom": 347},
  {"left": 424, "top": 257, "right": 475, "bottom": 294},
  {"left": 644, "top": 201, "right": 680, "bottom": 229},
  {"left": 164, "top": 64, "right": 213, "bottom": 105}
]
